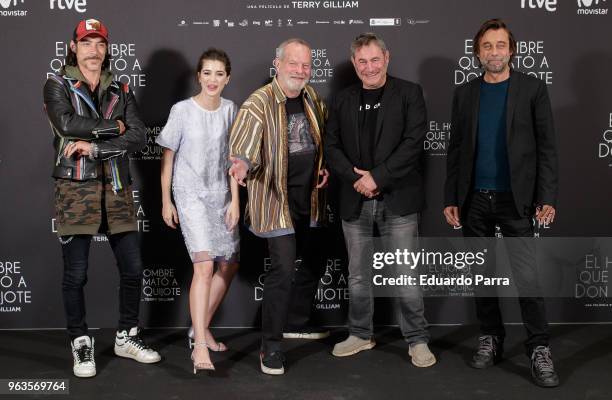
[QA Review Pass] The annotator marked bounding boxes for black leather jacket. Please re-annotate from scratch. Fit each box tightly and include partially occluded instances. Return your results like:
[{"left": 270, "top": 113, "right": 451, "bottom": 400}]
[{"left": 43, "top": 65, "right": 145, "bottom": 192}]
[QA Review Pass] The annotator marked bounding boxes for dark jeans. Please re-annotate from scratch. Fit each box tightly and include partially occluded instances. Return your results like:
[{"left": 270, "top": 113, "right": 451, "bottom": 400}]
[
  {"left": 462, "top": 191, "right": 549, "bottom": 354},
  {"left": 262, "top": 214, "right": 326, "bottom": 353},
  {"left": 61, "top": 232, "right": 143, "bottom": 340},
  {"left": 341, "top": 200, "right": 430, "bottom": 344}
]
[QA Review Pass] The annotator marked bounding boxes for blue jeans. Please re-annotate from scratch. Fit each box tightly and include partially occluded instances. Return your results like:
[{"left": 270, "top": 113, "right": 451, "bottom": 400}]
[{"left": 342, "top": 200, "right": 430, "bottom": 344}]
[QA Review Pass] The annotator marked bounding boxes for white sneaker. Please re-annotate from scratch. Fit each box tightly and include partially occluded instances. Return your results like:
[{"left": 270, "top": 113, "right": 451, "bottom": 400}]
[
  {"left": 283, "top": 327, "right": 330, "bottom": 340},
  {"left": 114, "top": 327, "right": 161, "bottom": 364},
  {"left": 408, "top": 342, "right": 437, "bottom": 368},
  {"left": 71, "top": 335, "right": 96, "bottom": 378}
]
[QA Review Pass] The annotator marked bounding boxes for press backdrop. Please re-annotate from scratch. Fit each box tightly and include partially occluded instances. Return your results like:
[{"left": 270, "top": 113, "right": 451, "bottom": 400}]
[{"left": 1, "top": 0, "right": 611, "bottom": 329}]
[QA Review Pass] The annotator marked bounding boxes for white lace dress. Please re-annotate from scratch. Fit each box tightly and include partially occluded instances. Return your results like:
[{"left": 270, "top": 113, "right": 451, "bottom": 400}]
[{"left": 156, "top": 97, "right": 239, "bottom": 263}]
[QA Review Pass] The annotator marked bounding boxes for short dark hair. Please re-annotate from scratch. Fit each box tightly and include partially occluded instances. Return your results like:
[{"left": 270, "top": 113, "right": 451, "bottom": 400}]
[
  {"left": 350, "top": 32, "right": 388, "bottom": 57},
  {"left": 473, "top": 18, "right": 517, "bottom": 67},
  {"left": 196, "top": 48, "right": 231, "bottom": 76}
]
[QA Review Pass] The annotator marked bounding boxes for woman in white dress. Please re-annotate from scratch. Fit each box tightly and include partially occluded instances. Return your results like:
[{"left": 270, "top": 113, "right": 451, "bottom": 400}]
[{"left": 157, "top": 49, "right": 239, "bottom": 373}]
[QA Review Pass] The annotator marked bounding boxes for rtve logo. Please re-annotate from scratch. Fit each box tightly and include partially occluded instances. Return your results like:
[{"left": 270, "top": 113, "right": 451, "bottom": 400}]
[
  {"left": 50, "top": 0, "right": 86, "bottom": 13},
  {"left": 521, "top": 0, "right": 558, "bottom": 12},
  {"left": 0, "top": 0, "right": 24, "bottom": 8}
]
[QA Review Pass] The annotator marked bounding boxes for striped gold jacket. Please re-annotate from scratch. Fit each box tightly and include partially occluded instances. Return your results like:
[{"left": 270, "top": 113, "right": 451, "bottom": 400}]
[{"left": 229, "top": 77, "right": 327, "bottom": 237}]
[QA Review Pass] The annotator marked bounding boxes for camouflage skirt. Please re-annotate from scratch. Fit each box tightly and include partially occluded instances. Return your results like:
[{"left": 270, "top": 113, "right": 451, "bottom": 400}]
[{"left": 54, "top": 178, "right": 137, "bottom": 237}]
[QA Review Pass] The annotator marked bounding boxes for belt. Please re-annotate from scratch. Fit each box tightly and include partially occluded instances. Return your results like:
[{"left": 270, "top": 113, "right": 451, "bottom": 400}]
[{"left": 474, "top": 189, "right": 511, "bottom": 194}]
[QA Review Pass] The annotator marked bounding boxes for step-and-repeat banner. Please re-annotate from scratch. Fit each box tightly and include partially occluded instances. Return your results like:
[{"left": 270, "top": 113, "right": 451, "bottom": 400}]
[{"left": 1, "top": 0, "right": 611, "bottom": 329}]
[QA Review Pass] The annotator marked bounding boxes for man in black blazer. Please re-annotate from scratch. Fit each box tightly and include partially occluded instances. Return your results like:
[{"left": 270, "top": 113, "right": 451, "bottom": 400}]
[
  {"left": 443, "top": 19, "right": 559, "bottom": 387},
  {"left": 325, "top": 33, "right": 435, "bottom": 367}
]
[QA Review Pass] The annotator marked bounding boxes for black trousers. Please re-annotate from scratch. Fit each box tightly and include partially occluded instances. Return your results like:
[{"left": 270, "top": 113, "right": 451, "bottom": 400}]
[
  {"left": 60, "top": 232, "right": 143, "bottom": 340},
  {"left": 462, "top": 191, "right": 549, "bottom": 355},
  {"left": 261, "top": 214, "right": 326, "bottom": 353}
]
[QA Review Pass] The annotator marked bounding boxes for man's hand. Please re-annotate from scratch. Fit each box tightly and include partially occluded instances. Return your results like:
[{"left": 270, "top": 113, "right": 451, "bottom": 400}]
[
  {"left": 316, "top": 168, "right": 330, "bottom": 189},
  {"left": 64, "top": 141, "right": 93, "bottom": 158},
  {"left": 535, "top": 205, "right": 556, "bottom": 226},
  {"left": 117, "top": 119, "right": 126, "bottom": 134},
  {"left": 443, "top": 206, "right": 461, "bottom": 228},
  {"left": 229, "top": 156, "right": 249, "bottom": 187},
  {"left": 353, "top": 167, "right": 379, "bottom": 198}
]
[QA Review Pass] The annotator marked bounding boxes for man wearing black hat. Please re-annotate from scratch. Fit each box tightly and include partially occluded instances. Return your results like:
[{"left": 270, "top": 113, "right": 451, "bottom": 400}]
[{"left": 43, "top": 18, "right": 161, "bottom": 378}]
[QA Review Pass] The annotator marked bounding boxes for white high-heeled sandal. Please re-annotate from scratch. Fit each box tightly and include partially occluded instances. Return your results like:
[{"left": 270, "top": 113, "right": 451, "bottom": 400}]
[{"left": 191, "top": 342, "right": 215, "bottom": 373}]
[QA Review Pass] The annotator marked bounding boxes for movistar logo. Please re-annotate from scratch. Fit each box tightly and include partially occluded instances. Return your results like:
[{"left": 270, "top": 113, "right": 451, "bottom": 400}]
[
  {"left": 0, "top": 0, "right": 27, "bottom": 16},
  {"left": 0, "top": 0, "right": 24, "bottom": 8},
  {"left": 578, "top": 0, "right": 606, "bottom": 6}
]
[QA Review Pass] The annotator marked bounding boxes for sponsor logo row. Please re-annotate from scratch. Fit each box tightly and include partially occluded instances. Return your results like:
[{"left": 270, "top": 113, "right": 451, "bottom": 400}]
[
  {"left": 177, "top": 18, "right": 428, "bottom": 28},
  {"left": 521, "top": 0, "right": 608, "bottom": 14},
  {"left": 2, "top": 0, "right": 608, "bottom": 18}
]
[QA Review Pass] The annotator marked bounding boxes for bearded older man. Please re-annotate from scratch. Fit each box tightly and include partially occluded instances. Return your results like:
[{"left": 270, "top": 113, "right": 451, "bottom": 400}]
[{"left": 229, "top": 38, "right": 329, "bottom": 375}]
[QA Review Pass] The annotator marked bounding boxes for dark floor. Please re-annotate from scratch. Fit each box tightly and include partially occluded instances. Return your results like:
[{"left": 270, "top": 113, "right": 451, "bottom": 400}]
[{"left": 0, "top": 325, "right": 611, "bottom": 400}]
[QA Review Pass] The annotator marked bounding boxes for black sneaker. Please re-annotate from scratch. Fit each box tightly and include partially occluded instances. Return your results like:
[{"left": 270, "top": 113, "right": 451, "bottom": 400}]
[
  {"left": 283, "top": 326, "right": 330, "bottom": 339},
  {"left": 530, "top": 346, "right": 559, "bottom": 387},
  {"left": 470, "top": 335, "right": 503, "bottom": 369},
  {"left": 260, "top": 351, "right": 285, "bottom": 375}
]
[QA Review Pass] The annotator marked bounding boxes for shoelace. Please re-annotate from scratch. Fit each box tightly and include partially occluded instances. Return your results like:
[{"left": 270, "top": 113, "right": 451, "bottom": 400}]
[
  {"left": 532, "top": 347, "right": 554, "bottom": 373},
  {"left": 477, "top": 336, "right": 495, "bottom": 356},
  {"left": 125, "top": 335, "right": 150, "bottom": 352},
  {"left": 75, "top": 345, "right": 93, "bottom": 363}
]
